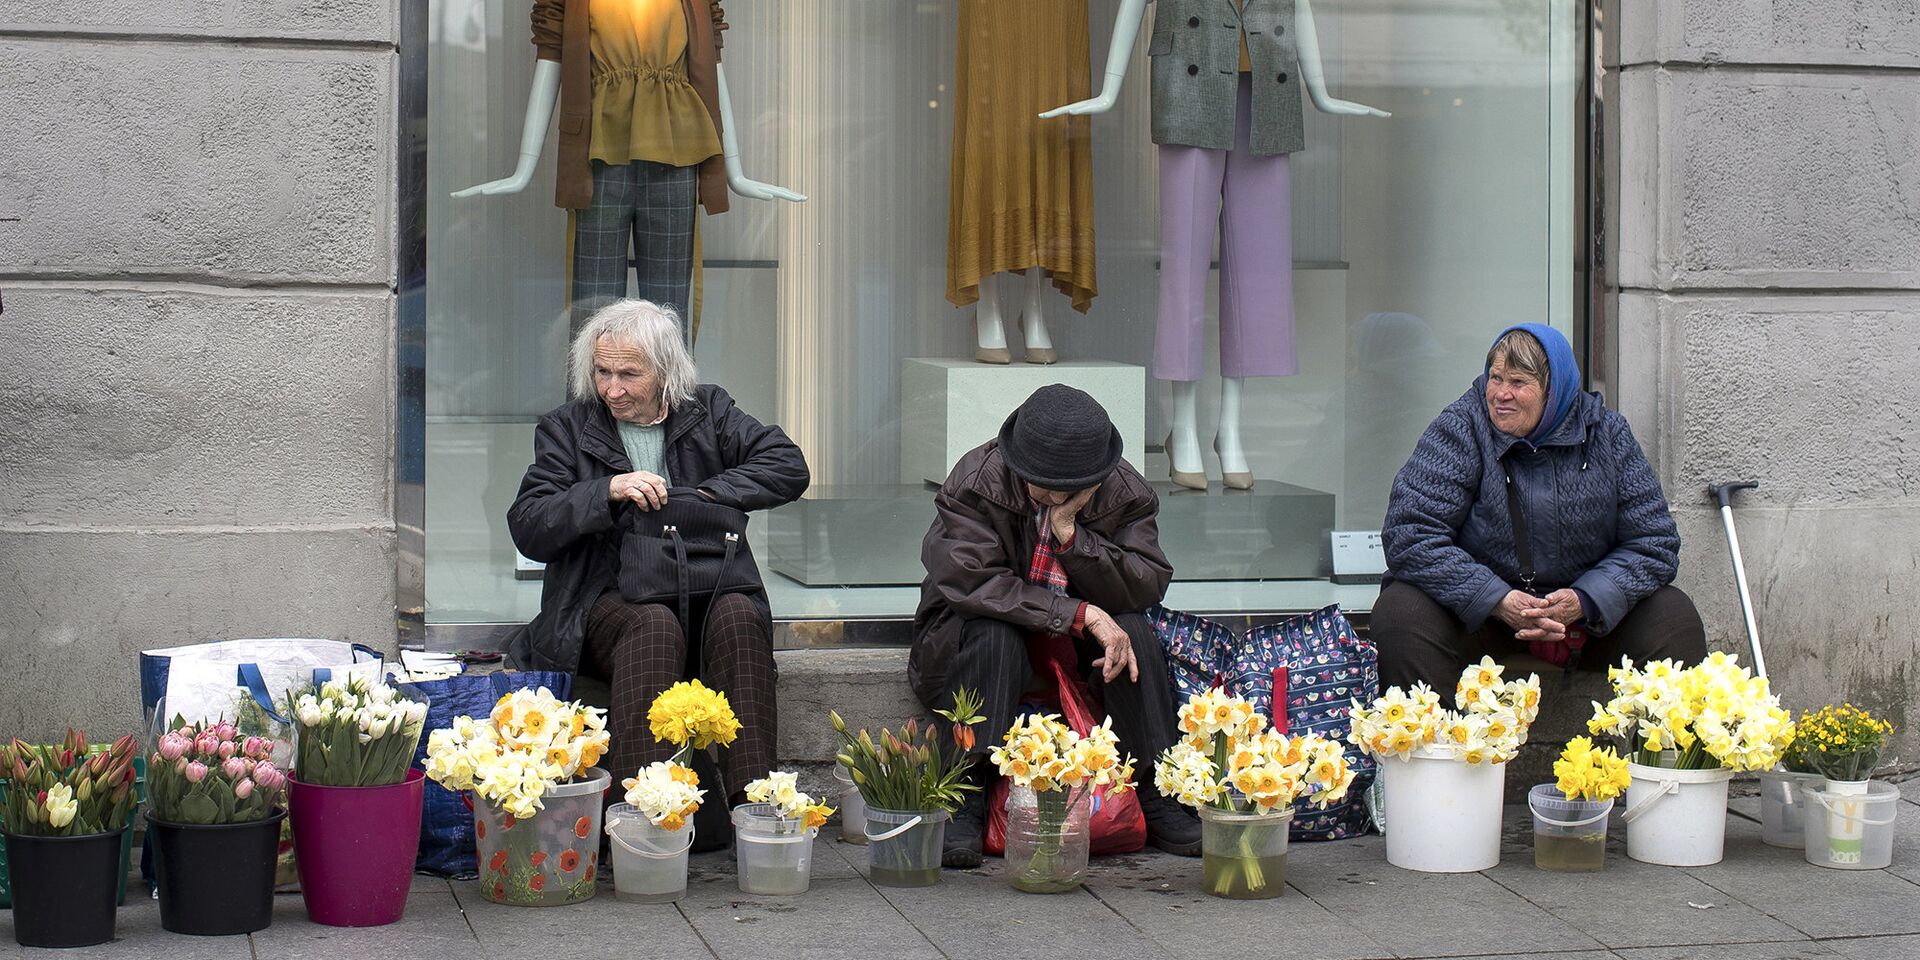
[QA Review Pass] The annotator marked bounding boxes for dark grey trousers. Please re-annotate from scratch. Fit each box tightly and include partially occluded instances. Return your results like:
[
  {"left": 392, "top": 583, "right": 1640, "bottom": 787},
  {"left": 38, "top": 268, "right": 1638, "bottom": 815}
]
[
  {"left": 571, "top": 159, "right": 697, "bottom": 338},
  {"left": 1373, "top": 580, "right": 1709, "bottom": 691},
  {"left": 938, "top": 614, "right": 1182, "bottom": 780}
]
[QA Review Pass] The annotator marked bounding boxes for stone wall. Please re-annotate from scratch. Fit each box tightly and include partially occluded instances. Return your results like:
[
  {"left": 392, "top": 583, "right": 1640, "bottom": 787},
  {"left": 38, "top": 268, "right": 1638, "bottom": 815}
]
[
  {"left": 0, "top": 5, "right": 400, "bottom": 740},
  {"left": 1611, "top": 1, "right": 1920, "bottom": 760}
]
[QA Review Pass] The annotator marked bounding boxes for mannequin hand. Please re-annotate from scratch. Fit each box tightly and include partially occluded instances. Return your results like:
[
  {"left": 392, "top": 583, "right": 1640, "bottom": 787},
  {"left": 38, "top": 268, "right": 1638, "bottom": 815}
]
[
  {"left": 1040, "top": 90, "right": 1118, "bottom": 118},
  {"left": 727, "top": 174, "right": 807, "bottom": 203},
  {"left": 1315, "top": 97, "right": 1390, "bottom": 119},
  {"left": 451, "top": 170, "right": 535, "bottom": 198}
]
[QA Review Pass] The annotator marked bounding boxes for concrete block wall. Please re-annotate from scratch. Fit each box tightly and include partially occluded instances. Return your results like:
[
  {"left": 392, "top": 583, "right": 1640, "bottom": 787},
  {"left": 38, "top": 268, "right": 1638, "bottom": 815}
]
[
  {"left": 0, "top": 7, "right": 400, "bottom": 741},
  {"left": 1612, "top": 1, "right": 1920, "bottom": 760}
]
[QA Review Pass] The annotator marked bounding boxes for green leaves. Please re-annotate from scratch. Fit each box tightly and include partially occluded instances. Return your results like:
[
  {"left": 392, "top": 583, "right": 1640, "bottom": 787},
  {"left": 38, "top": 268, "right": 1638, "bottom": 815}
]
[{"left": 828, "top": 688, "right": 985, "bottom": 814}]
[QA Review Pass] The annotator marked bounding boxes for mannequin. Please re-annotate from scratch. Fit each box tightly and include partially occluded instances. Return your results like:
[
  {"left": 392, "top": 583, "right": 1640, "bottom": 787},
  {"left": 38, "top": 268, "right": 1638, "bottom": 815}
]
[
  {"left": 948, "top": 2, "right": 1098, "bottom": 366},
  {"left": 1045, "top": 0, "right": 1385, "bottom": 489},
  {"left": 455, "top": 0, "right": 803, "bottom": 339}
]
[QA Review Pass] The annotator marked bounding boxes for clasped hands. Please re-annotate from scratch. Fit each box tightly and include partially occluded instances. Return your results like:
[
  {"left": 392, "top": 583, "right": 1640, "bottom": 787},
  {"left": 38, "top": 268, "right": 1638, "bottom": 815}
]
[{"left": 1495, "top": 588, "right": 1584, "bottom": 642}]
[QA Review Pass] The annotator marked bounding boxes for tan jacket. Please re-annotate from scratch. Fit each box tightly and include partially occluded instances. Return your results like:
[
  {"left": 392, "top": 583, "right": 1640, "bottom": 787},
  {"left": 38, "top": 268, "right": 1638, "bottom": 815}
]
[
  {"left": 531, "top": 0, "right": 731, "bottom": 213},
  {"left": 909, "top": 441, "right": 1172, "bottom": 706}
]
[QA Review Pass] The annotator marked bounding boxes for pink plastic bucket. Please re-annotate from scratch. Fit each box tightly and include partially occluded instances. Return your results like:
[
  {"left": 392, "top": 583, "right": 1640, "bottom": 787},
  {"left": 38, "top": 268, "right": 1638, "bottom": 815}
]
[{"left": 290, "top": 768, "right": 426, "bottom": 926}]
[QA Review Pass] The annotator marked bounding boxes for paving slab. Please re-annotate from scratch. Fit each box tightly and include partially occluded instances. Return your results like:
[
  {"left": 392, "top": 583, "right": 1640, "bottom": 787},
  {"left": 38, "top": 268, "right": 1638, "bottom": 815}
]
[
  {"left": 252, "top": 880, "right": 479, "bottom": 960},
  {"left": 1617, "top": 941, "right": 1847, "bottom": 959},
  {"left": 452, "top": 875, "right": 713, "bottom": 960},
  {"left": 1683, "top": 817, "right": 1920, "bottom": 940},
  {"left": 1824, "top": 934, "right": 1920, "bottom": 960},
  {"left": 1083, "top": 852, "right": 1393, "bottom": 960},
  {"left": 1440, "top": 953, "right": 1621, "bottom": 960},
  {"left": 875, "top": 856, "right": 1169, "bottom": 960},
  {"left": 1290, "top": 857, "right": 1607, "bottom": 958},
  {"left": 9, "top": 893, "right": 250, "bottom": 960},
  {"left": 682, "top": 877, "right": 941, "bottom": 960},
  {"left": 1485, "top": 853, "right": 1805, "bottom": 949}
]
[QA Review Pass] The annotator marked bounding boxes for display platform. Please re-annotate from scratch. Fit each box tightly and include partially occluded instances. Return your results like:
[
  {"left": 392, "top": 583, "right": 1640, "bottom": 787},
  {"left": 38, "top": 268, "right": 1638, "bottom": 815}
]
[
  {"left": 765, "top": 479, "right": 1335, "bottom": 587},
  {"left": 900, "top": 358, "right": 1147, "bottom": 485}
]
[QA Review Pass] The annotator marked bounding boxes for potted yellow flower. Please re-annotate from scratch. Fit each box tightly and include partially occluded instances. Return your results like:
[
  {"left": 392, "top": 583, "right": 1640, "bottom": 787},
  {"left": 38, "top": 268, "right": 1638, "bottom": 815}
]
[
  {"left": 423, "top": 686, "right": 612, "bottom": 906},
  {"left": 1788, "top": 704, "right": 1899, "bottom": 869},
  {"left": 990, "top": 714, "right": 1135, "bottom": 894},
  {"left": 1153, "top": 689, "right": 1354, "bottom": 899},
  {"left": 1349, "top": 657, "right": 1541, "bottom": 873},
  {"left": 733, "top": 771, "right": 835, "bottom": 895},
  {"left": 1588, "top": 653, "right": 1792, "bottom": 866},
  {"left": 1529, "top": 736, "right": 1629, "bottom": 872},
  {"left": 604, "top": 680, "right": 738, "bottom": 903}
]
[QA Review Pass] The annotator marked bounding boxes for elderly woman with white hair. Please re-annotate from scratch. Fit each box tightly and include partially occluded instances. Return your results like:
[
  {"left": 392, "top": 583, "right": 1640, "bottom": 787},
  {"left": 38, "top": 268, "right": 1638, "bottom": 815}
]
[{"left": 507, "top": 299, "right": 809, "bottom": 814}]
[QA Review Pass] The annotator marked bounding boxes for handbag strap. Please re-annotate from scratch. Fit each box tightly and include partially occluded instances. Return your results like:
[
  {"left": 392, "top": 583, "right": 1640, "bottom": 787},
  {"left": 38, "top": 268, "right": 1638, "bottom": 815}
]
[
  {"left": 695, "top": 531, "right": 742, "bottom": 644},
  {"left": 1499, "top": 453, "right": 1536, "bottom": 593}
]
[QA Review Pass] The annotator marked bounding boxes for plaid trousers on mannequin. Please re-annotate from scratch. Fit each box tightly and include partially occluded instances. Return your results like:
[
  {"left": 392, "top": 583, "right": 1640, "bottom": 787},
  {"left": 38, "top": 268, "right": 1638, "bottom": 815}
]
[
  {"left": 571, "top": 159, "right": 697, "bottom": 338},
  {"left": 582, "top": 589, "right": 776, "bottom": 804}
]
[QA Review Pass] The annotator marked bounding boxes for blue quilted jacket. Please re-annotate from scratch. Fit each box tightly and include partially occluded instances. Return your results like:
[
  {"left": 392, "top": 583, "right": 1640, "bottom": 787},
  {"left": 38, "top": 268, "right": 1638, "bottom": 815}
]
[{"left": 1381, "top": 381, "right": 1681, "bottom": 635}]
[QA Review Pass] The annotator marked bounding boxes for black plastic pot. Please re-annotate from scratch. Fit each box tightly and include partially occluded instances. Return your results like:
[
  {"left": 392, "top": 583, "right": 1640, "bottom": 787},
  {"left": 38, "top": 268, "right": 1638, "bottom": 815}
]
[
  {"left": 3, "top": 827, "right": 126, "bottom": 948},
  {"left": 147, "top": 809, "right": 286, "bottom": 936}
]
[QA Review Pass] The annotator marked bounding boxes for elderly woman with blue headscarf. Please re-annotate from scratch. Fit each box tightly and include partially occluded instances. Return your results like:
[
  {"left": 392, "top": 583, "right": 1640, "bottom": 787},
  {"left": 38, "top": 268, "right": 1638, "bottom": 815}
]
[{"left": 1374, "top": 324, "right": 1705, "bottom": 690}]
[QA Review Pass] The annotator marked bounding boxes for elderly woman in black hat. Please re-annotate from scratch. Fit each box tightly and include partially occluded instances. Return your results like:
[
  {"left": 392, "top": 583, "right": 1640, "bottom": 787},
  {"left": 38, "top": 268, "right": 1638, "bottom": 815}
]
[{"left": 910, "top": 384, "right": 1196, "bottom": 866}]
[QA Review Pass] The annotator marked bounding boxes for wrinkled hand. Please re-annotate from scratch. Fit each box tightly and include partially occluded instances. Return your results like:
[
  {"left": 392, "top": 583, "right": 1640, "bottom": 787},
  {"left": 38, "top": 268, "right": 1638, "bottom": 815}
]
[
  {"left": 1047, "top": 487, "right": 1099, "bottom": 544},
  {"left": 1040, "top": 91, "right": 1118, "bottom": 119},
  {"left": 1533, "top": 589, "right": 1585, "bottom": 627},
  {"left": 727, "top": 174, "right": 807, "bottom": 203},
  {"left": 608, "top": 471, "right": 670, "bottom": 510},
  {"left": 1495, "top": 589, "right": 1567, "bottom": 642},
  {"left": 1085, "top": 605, "right": 1139, "bottom": 683}
]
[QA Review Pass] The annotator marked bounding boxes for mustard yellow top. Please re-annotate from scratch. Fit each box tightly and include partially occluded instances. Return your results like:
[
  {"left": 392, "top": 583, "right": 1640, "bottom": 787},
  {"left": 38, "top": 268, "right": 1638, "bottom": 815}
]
[{"left": 588, "top": 0, "right": 723, "bottom": 168}]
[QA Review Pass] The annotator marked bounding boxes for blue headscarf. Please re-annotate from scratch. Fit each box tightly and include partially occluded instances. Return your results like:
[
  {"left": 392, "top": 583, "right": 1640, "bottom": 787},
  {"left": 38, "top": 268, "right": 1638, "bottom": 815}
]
[{"left": 1486, "top": 323, "right": 1580, "bottom": 445}]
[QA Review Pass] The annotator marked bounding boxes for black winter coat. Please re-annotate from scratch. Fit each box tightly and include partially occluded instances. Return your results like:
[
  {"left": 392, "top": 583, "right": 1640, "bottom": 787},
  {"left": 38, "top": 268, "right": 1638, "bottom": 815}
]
[{"left": 505, "top": 386, "right": 810, "bottom": 672}]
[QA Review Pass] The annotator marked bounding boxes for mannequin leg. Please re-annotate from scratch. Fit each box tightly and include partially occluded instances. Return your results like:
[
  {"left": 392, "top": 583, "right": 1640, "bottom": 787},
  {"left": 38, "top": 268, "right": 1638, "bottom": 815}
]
[
  {"left": 1167, "top": 380, "right": 1206, "bottom": 490},
  {"left": 628, "top": 160, "right": 698, "bottom": 341},
  {"left": 1019, "top": 267, "right": 1057, "bottom": 364},
  {"left": 571, "top": 160, "right": 641, "bottom": 337},
  {"left": 1215, "top": 377, "right": 1252, "bottom": 489},
  {"left": 974, "top": 273, "right": 1011, "bottom": 364}
]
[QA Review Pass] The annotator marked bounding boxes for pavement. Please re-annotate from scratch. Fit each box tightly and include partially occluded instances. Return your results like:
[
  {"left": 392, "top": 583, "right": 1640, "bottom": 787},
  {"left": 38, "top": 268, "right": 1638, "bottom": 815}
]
[{"left": 10, "top": 782, "right": 1920, "bottom": 959}]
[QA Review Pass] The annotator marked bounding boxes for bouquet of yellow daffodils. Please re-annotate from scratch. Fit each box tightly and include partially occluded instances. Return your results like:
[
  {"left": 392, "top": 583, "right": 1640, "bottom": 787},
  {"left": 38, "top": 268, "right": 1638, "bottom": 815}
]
[
  {"left": 743, "top": 771, "right": 834, "bottom": 831},
  {"left": 1152, "top": 689, "right": 1355, "bottom": 815},
  {"left": 991, "top": 714, "right": 1136, "bottom": 891},
  {"left": 1349, "top": 658, "right": 1542, "bottom": 765},
  {"left": 1586, "top": 653, "right": 1792, "bottom": 771},
  {"left": 423, "top": 687, "right": 610, "bottom": 819},
  {"left": 614, "top": 680, "right": 741, "bottom": 832},
  {"left": 1553, "top": 736, "right": 1632, "bottom": 802}
]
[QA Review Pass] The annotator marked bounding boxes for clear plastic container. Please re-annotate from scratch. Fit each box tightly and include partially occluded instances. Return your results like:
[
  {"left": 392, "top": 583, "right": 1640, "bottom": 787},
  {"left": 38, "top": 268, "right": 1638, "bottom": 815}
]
[
  {"left": 1757, "top": 770, "right": 1822, "bottom": 848},
  {"left": 864, "top": 807, "right": 948, "bottom": 887},
  {"left": 605, "top": 801, "right": 693, "bottom": 903},
  {"left": 731, "top": 803, "right": 817, "bottom": 896},
  {"left": 1528, "top": 783, "right": 1612, "bottom": 872},
  {"left": 833, "top": 765, "right": 867, "bottom": 845},
  {"left": 1198, "top": 805, "right": 1291, "bottom": 900},
  {"left": 1801, "top": 779, "right": 1899, "bottom": 870},
  {"left": 1003, "top": 785, "right": 1092, "bottom": 894},
  {"left": 472, "top": 768, "right": 608, "bottom": 906}
]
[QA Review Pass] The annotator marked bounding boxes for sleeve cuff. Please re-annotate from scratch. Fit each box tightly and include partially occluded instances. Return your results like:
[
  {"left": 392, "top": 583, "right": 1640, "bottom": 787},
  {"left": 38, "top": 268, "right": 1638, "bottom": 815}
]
[
  {"left": 1071, "top": 602, "right": 1089, "bottom": 638},
  {"left": 1461, "top": 574, "right": 1512, "bottom": 629},
  {"left": 1570, "top": 571, "right": 1628, "bottom": 635}
]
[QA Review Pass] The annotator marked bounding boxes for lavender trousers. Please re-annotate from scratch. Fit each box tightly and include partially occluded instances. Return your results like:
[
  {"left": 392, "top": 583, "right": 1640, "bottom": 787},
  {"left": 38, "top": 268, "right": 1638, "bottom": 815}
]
[{"left": 1154, "top": 74, "right": 1297, "bottom": 382}]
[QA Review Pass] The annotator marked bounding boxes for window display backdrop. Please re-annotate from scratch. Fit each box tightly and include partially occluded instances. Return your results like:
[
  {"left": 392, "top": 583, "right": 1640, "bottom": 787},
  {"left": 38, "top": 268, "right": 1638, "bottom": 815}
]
[{"left": 423, "top": 0, "right": 1579, "bottom": 626}]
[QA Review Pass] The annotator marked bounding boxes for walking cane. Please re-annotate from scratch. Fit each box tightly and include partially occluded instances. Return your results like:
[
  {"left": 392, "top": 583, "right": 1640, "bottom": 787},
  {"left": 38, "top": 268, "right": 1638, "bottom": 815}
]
[{"left": 1708, "top": 481, "right": 1765, "bottom": 678}]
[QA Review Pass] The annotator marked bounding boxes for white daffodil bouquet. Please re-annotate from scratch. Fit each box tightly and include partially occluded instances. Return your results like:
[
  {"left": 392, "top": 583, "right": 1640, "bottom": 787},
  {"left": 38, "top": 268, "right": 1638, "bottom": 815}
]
[
  {"left": 1587, "top": 653, "right": 1792, "bottom": 771},
  {"left": 1349, "top": 657, "right": 1542, "bottom": 765},
  {"left": 743, "top": 771, "right": 835, "bottom": 831},
  {"left": 424, "top": 687, "right": 611, "bottom": 819},
  {"left": 287, "top": 676, "right": 429, "bottom": 787},
  {"left": 991, "top": 714, "right": 1136, "bottom": 891}
]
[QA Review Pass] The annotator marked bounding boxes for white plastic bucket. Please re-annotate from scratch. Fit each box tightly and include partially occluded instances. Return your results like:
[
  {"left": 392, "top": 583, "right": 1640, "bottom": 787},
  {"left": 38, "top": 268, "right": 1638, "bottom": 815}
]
[
  {"left": 732, "top": 803, "right": 817, "bottom": 895},
  {"left": 1801, "top": 779, "right": 1899, "bottom": 870},
  {"left": 1757, "top": 770, "right": 1822, "bottom": 848},
  {"left": 605, "top": 802, "right": 693, "bottom": 903},
  {"left": 833, "top": 766, "right": 867, "bottom": 845},
  {"left": 1380, "top": 748, "right": 1505, "bottom": 873},
  {"left": 1622, "top": 762, "right": 1734, "bottom": 866}
]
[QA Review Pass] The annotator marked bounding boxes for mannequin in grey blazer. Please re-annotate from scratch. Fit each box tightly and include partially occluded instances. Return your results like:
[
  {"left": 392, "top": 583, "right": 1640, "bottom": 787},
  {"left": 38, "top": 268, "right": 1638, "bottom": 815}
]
[
  {"left": 1044, "top": 0, "right": 1385, "bottom": 491},
  {"left": 1148, "top": 0, "right": 1306, "bottom": 156}
]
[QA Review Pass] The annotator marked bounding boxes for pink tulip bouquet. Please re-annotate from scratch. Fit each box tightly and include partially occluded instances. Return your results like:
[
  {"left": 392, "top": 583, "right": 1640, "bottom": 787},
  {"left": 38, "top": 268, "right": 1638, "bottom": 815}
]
[{"left": 147, "top": 719, "right": 289, "bottom": 825}]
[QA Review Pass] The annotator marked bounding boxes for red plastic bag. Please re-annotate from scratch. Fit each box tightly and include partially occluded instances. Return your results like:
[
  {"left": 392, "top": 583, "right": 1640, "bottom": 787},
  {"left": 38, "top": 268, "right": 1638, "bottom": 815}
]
[{"left": 983, "top": 648, "right": 1147, "bottom": 857}]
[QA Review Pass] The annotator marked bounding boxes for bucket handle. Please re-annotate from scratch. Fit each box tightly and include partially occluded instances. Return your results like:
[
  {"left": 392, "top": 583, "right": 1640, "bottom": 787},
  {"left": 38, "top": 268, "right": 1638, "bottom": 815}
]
[
  {"left": 604, "top": 816, "right": 696, "bottom": 859},
  {"left": 865, "top": 815, "right": 924, "bottom": 843},
  {"left": 1529, "top": 800, "right": 1612, "bottom": 829},
  {"left": 1621, "top": 778, "right": 1679, "bottom": 824},
  {"left": 1810, "top": 793, "right": 1899, "bottom": 826}
]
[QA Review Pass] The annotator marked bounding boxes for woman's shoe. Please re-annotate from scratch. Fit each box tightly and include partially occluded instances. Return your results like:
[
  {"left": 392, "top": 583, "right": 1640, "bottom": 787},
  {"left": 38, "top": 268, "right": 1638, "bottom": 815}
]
[
  {"left": 1214, "top": 435, "right": 1253, "bottom": 490},
  {"left": 974, "top": 345, "right": 1011, "bottom": 364},
  {"left": 1167, "top": 433, "right": 1208, "bottom": 491},
  {"left": 1022, "top": 346, "right": 1058, "bottom": 365}
]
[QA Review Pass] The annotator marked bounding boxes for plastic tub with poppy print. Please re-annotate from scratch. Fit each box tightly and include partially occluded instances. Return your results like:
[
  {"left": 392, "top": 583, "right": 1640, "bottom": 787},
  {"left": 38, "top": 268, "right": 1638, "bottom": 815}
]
[{"left": 472, "top": 768, "right": 611, "bottom": 906}]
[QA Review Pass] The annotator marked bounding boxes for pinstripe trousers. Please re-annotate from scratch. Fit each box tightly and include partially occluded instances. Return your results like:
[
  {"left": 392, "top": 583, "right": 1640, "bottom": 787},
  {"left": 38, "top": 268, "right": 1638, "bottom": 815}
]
[
  {"left": 571, "top": 159, "right": 698, "bottom": 338},
  {"left": 582, "top": 589, "right": 776, "bottom": 804}
]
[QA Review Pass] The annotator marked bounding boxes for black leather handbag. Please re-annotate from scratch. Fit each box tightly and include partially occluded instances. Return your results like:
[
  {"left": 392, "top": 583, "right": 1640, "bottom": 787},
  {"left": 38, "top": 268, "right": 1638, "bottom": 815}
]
[{"left": 616, "top": 488, "right": 764, "bottom": 629}]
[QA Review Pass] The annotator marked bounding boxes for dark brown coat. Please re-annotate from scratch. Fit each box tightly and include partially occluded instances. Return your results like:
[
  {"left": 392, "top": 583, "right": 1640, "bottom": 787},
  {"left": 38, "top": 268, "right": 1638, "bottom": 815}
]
[
  {"left": 531, "top": 0, "right": 731, "bottom": 214},
  {"left": 909, "top": 441, "right": 1172, "bottom": 706}
]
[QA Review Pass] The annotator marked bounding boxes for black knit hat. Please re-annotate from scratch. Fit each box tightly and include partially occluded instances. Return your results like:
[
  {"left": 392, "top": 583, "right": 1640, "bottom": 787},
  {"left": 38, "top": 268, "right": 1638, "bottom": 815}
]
[{"left": 997, "top": 384, "right": 1124, "bottom": 491}]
